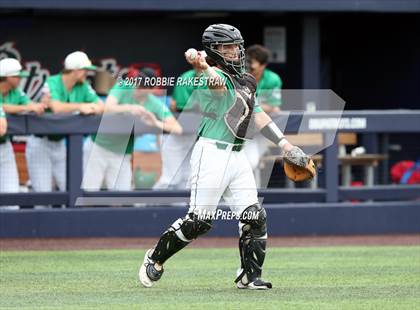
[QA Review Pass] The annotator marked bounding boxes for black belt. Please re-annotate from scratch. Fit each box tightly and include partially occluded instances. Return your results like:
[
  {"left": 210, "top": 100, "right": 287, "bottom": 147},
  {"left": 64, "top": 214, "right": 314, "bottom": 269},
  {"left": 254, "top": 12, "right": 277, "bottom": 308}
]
[
  {"left": 215, "top": 141, "right": 243, "bottom": 152},
  {"left": 34, "top": 135, "right": 64, "bottom": 142}
]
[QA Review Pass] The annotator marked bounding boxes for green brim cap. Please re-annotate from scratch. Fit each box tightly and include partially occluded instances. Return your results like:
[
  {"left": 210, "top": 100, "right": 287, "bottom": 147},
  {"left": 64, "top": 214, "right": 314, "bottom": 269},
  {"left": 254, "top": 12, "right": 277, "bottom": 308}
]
[
  {"left": 83, "top": 65, "right": 97, "bottom": 70},
  {"left": 18, "top": 71, "right": 30, "bottom": 77}
]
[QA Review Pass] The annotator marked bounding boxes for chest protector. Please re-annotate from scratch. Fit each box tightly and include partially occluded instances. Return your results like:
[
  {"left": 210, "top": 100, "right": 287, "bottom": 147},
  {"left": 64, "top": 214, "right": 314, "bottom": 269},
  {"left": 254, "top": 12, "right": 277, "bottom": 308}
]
[{"left": 224, "top": 73, "right": 258, "bottom": 140}]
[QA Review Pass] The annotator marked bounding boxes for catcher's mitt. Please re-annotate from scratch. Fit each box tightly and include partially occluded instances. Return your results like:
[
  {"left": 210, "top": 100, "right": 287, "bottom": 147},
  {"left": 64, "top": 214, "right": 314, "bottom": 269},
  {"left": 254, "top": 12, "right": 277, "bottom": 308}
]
[{"left": 283, "top": 146, "right": 316, "bottom": 182}]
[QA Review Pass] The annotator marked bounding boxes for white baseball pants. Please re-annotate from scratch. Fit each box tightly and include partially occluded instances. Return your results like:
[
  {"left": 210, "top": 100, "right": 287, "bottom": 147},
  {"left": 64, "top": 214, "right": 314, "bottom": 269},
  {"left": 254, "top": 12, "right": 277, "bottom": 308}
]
[
  {"left": 0, "top": 140, "right": 19, "bottom": 193},
  {"left": 153, "top": 134, "right": 195, "bottom": 190},
  {"left": 82, "top": 138, "right": 132, "bottom": 191},
  {"left": 26, "top": 136, "right": 66, "bottom": 192},
  {"left": 188, "top": 137, "right": 259, "bottom": 216}
]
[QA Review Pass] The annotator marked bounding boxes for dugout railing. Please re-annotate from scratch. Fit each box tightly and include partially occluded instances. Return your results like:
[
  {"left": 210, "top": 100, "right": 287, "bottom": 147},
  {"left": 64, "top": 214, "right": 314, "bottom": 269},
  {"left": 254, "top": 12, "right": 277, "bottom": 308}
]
[{"left": 1, "top": 110, "right": 420, "bottom": 207}]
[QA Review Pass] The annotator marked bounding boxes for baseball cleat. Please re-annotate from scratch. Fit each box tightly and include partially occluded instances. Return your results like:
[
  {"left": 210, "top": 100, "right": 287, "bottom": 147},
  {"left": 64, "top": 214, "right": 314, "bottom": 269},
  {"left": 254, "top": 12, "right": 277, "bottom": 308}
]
[
  {"left": 139, "top": 249, "right": 164, "bottom": 288},
  {"left": 236, "top": 278, "right": 273, "bottom": 290}
]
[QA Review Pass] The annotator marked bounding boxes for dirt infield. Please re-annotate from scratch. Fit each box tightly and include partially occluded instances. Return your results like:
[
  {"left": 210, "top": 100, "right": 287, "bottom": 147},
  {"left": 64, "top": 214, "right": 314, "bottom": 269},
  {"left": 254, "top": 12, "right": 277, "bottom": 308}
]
[{"left": 0, "top": 234, "right": 419, "bottom": 251}]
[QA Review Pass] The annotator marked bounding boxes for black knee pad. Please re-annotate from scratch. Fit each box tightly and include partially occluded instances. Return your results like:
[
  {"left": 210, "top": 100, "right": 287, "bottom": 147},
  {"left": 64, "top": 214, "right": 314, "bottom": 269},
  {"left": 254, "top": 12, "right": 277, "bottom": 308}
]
[
  {"left": 180, "top": 213, "right": 212, "bottom": 241},
  {"left": 239, "top": 203, "right": 267, "bottom": 238}
]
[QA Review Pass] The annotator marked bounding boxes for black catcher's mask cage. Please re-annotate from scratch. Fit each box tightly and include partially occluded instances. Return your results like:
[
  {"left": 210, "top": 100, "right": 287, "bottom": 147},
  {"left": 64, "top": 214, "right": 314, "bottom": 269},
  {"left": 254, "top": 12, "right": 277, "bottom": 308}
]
[{"left": 202, "top": 24, "right": 246, "bottom": 77}]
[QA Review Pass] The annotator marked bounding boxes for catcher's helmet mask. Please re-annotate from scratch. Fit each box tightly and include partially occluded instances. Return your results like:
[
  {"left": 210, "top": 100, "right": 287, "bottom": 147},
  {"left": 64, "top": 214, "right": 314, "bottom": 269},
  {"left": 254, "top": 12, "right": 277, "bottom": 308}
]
[{"left": 202, "top": 24, "right": 246, "bottom": 77}]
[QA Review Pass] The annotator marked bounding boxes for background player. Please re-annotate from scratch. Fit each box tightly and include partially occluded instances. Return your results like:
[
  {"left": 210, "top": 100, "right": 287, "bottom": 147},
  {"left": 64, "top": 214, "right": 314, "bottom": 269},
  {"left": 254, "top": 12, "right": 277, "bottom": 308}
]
[
  {"left": 0, "top": 58, "right": 45, "bottom": 194},
  {"left": 243, "top": 45, "right": 283, "bottom": 185},
  {"left": 246, "top": 44, "right": 282, "bottom": 114},
  {"left": 139, "top": 24, "right": 309, "bottom": 290},
  {"left": 82, "top": 68, "right": 182, "bottom": 191},
  {"left": 26, "top": 51, "right": 103, "bottom": 193},
  {"left": 153, "top": 68, "right": 200, "bottom": 190},
  {"left": 0, "top": 103, "right": 12, "bottom": 194},
  {"left": 0, "top": 104, "right": 6, "bottom": 136}
]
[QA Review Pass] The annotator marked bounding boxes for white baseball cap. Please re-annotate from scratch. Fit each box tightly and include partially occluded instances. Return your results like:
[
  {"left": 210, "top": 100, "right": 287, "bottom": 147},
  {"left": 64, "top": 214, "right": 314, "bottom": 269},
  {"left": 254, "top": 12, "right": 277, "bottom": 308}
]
[
  {"left": 0, "top": 58, "right": 29, "bottom": 77},
  {"left": 64, "top": 51, "right": 97, "bottom": 71}
]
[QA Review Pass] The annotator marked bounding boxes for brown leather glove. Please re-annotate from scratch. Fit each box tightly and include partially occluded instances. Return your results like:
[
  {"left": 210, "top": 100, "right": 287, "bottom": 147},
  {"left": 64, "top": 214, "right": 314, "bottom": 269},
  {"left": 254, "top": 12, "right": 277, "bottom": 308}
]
[{"left": 283, "top": 146, "right": 317, "bottom": 182}]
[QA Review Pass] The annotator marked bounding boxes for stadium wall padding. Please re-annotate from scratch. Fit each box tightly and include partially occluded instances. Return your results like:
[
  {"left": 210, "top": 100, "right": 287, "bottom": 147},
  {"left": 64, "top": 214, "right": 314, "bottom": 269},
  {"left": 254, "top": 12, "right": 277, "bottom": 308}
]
[{"left": 1, "top": 202, "right": 419, "bottom": 238}]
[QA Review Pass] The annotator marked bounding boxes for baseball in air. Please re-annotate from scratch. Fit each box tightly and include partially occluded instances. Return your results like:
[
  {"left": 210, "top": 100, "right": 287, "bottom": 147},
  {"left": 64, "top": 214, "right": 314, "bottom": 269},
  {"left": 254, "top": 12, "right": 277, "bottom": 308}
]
[{"left": 186, "top": 48, "right": 198, "bottom": 60}]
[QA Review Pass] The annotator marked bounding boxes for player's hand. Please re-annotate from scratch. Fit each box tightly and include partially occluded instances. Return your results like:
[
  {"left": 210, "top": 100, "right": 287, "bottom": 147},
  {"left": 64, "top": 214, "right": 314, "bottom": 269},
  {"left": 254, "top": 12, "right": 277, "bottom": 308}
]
[
  {"left": 41, "top": 93, "right": 53, "bottom": 110},
  {"left": 27, "top": 103, "right": 46, "bottom": 115},
  {"left": 40, "top": 93, "right": 51, "bottom": 105},
  {"left": 283, "top": 146, "right": 316, "bottom": 182},
  {"left": 79, "top": 104, "right": 96, "bottom": 115},
  {"left": 90, "top": 104, "right": 103, "bottom": 114},
  {"left": 131, "top": 105, "right": 147, "bottom": 117},
  {"left": 185, "top": 49, "right": 209, "bottom": 71},
  {"left": 282, "top": 141, "right": 294, "bottom": 152},
  {"left": 0, "top": 119, "right": 7, "bottom": 137},
  {"left": 141, "top": 110, "right": 158, "bottom": 127}
]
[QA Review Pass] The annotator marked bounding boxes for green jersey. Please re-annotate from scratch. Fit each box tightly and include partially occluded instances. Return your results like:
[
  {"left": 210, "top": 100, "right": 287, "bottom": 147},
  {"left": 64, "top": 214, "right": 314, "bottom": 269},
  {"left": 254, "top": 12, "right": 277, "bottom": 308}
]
[
  {"left": 93, "top": 83, "right": 173, "bottom": 154},
  {"left": 46, "top": 74, "right": 100, "bottom": 104},
  {"left": 0, "top": 87, "right": 29, "bottom": 143},
  {"left": 0, "top": 88, "right": 30, "bottom": 106},
  {"left": 197, "top": 69, "right": 262, "bottom": 144},
  {"left": 173, "top": 70, "right": 199, "bottom": 111},
  {"left": 256, "top": 69, "right": 282, "bottom": 107},
  {"left": 0, "top": 105, "right": 5, "bottom": 118},
  {"left": 45, "top": 74, "right": 100, "bottom": 141}
]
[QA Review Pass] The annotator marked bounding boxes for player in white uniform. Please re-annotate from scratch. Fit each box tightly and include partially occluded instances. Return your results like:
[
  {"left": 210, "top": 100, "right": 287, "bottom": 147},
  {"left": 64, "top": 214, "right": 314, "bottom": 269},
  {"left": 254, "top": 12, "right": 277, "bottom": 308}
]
[
  {"left": 26, "top": 51, "right": 103, "bottom": 193},
  {"left": 153, "top": 69, "right": 200, "bottom": 190},
  {"left": 0, "top": 58, "right": 45, "bottom": 194},
  {"left": 0, "top": 103, "right": 13, "bottom": 194},
  {"left": 0, "top": 105, "right": 6, "bottom": 134},
  {"left": 82, "top": 68, "right": 182, "bottom": 191},
  {"left": 139, "top": 24, "right": 309, "bottom": 290}
]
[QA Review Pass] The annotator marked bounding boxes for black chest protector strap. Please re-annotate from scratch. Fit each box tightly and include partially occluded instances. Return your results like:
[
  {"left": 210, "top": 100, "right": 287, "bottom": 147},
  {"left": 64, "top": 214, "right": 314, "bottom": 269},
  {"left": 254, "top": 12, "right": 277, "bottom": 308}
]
[{"left": 224, "top": 73, "right": 258, "bottom": 140}]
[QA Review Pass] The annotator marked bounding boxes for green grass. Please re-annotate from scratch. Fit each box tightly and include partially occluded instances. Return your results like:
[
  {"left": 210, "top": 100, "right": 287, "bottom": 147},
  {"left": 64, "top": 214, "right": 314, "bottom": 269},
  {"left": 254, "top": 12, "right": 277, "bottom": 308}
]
[{"left": 1, "top": 246, "right": 419, "bottom": 309}]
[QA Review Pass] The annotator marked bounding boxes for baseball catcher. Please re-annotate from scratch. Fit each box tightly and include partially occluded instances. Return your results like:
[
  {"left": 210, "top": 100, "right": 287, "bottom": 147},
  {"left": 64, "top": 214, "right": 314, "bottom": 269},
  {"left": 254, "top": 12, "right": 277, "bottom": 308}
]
[{"left": 139, "top": 24, "right": 314, "bottom": 290}]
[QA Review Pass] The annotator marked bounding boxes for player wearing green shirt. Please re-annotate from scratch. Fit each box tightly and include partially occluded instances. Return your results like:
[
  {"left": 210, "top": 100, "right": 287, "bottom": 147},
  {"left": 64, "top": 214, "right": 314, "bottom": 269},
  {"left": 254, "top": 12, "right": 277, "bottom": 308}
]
[
  {"left": 0, "top": 104, "right": 5, "bottom": 118},
  {"left": 0, "top": 58, "right": 43, "bottom": 194},
  {"left": 246, "top": 44, "right": 282, "bottom": 113},
  {"left": 0, "top": 58, "right": 46, "bottom": 144},
  {"left": 0, "top": 84, "right": 31, "bottom": 146},
  {"left": 256, "top": 69, "right": 282, "bottom": 107},
  {"left": 82, "top": 68, "right": 182, "bottom": 191},
  {"left": 45, "top": 73, "right": 101, "bottom": 113},
  {"left": 0, "top": 103, "right": 9, "bottom": 190},
  {"left": 154, "top": 69, "right": 202, "bottom": 190},
  {"left": 0, "top": 103, "right": 11, "bottom": 193},
  {"left": 244, "top": 45, "right": 284, "bottom": 176},
  {"left": 1, "top": 87, "right": 45, "bottom": 115},
  {"left": 171, "top": 69, "right": 199, "bottom": 112},
  {"left": 26, "top": 51, "right": 103, "bottom": 193},
  {"left": 140, "top": 24, "right": 306, "bottom": 291},
  {"left": 194, "top": 67, "right": 263, "bottom": 144},
  {"left": 0, "top": 104, "right": 6, "bottom": 134}
]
